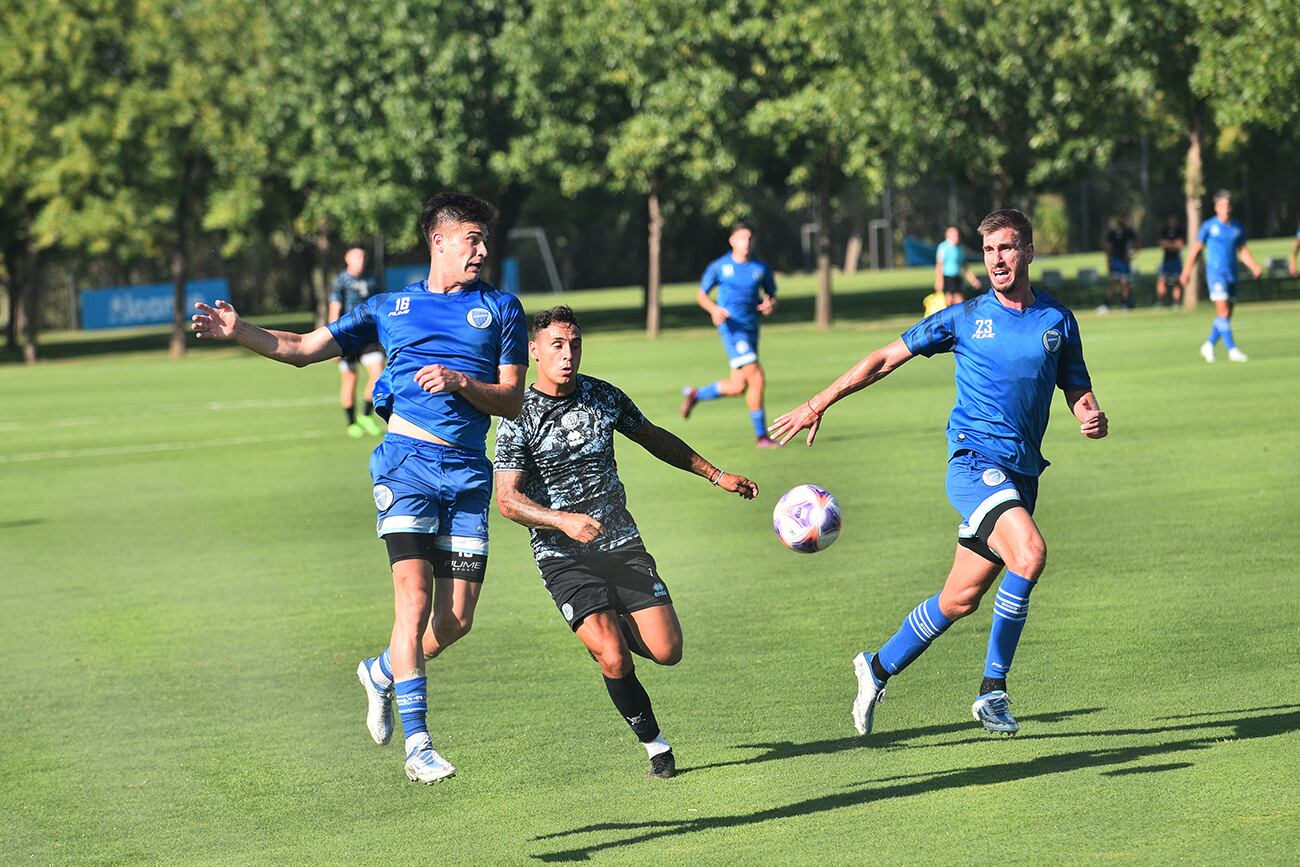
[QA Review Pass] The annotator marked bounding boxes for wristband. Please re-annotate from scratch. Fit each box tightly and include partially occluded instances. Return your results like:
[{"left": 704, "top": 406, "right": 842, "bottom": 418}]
[{"left": 709, "top": 468, "right": 723, "bottom": 486}]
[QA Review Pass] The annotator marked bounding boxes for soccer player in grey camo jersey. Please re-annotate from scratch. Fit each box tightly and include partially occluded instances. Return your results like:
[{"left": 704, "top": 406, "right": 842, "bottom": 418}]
[{"left": 494, "top": 306, "right": 758, "bottom": 779}]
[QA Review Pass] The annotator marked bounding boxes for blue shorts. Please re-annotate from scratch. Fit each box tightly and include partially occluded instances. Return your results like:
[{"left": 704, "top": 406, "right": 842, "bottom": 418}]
[
  {"left": 719, "top": 320, "right": 759, "bottom": 368},
  {"left": 1207, "top": 276, "right": 1236, "bottom": 303},
  {"left": 1159, "top": 260, "right": 1181, "bottom": 279},
  {"left": 1108, "top": 257, "right": 1132, "bottom": 277},
  {"left": 945, "top": 450, "right": 1038, "bottom": 562},
  {"left": 369, "top": 434, "right": 491, "bottom": 555}
]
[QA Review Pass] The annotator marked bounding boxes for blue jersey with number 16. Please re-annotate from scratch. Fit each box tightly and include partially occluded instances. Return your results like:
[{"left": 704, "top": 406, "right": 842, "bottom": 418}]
[
  {"left": 327, "top": 280, "right": 529, "bottom": 453},
  {"left": 901, "top": 290, "right": 1092, "bottom": 477}
]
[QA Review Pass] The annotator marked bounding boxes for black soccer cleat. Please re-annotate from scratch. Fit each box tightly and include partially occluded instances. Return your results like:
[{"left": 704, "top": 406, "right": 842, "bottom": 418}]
[{"left": 647, "top": 750, "right": 676, "bottom": 780}]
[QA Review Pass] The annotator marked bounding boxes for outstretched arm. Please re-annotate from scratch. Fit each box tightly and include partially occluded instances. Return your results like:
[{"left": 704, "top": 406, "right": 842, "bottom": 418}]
[
  {"left": 1290, "top": 237, "right": 1300, "bottom": 277},
  {"left": 623, "top": 420, "right": 758, "bottom": 499},
  {"left": 1065, "top": 389, "right": 1108, "bottom": 439},
  {"left": 769, "top": 338, "right": 915, "bottom": 446},
  {"left": 494, "top": 470, "right": 604, "bottom": 543},
  {"left": 191, "top": 300, "right": 340, "bottom": 367}
]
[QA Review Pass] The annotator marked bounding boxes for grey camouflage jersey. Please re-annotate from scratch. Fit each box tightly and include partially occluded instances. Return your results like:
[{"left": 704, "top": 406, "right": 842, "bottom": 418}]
[{"left": 494, "top": 375, "right": 646, "bottom": 560}]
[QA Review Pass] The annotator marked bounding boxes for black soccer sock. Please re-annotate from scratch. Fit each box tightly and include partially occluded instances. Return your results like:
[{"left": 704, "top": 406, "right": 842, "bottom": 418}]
[
  {"left": 364, "top": 400, "right": 374, "bottom": 417},
  {"left": 870, "top": 653, "right": 891, "bottom": 685},
  {"left": 618, "top": 614, "right": 654, "bottom": 661},
  {"left": 603, "top": 670, "right": 660, "bottom": 742},
  {"left": 344, "top": 405, "right": 356, "bottom": 425},
  {"left": 980, "top": 676, "right": 1007, "bottom": 696}
]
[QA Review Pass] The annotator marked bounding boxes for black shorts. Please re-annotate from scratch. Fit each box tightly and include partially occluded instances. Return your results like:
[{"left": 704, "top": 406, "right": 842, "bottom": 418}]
[
  {"left": 537, "top": 539, "right": 672, "bottom": 631},
  {"left": 942, "top": 275, "right": 963, "bottom": 296}
]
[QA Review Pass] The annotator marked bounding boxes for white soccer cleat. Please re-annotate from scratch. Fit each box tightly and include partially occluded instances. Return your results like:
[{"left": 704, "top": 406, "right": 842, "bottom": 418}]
[
  {"left": 851, "top": 652, "right": 886, "bottom": 736},
  {"left": 404, "top": 734, "right": 457, "bottom": 784},
  {"left": 1200, "top": 341, "right": 1216, "bottom": 363},
  {"left": 972, "top": 691, "right": 1020, "bottom": 735},
  {"left": 1228, "top": 347, "right": 1248, "bottom": 362},
  {"left": 356, "top": 659, "right": 394, "bottom": 746}
]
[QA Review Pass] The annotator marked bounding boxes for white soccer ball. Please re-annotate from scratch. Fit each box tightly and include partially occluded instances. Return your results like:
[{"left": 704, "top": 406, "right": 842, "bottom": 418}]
[{"left": 773, "top": 484, "right": 843, "bottom": 553}]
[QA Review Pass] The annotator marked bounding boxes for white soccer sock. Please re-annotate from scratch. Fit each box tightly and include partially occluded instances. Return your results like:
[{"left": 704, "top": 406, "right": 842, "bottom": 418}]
[{"left": 644, "top": 734, "right": 672, "bottom": 758}]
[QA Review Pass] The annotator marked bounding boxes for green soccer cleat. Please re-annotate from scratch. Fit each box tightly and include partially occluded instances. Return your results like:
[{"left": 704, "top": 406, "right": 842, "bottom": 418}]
[
  {"left": 346, "top": 423, "right": 365, "bottom": 438},
  {"left": 357, "top": 414, "right": 382, "bottom": 435}
]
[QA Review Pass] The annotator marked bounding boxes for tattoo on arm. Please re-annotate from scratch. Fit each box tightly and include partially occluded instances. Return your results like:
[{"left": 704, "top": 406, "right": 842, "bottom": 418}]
[
  {"left": 495, "top": 473, "right": 569, "bottom": 531},
  {"left": 626, "top": 421, "right": 714, "bottom": 479}
]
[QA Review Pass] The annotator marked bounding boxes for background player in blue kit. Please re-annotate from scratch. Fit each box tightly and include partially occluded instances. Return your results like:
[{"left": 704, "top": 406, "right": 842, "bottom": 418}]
[
  {"left": 328, "top": 245, "right": 385, "bottom": 438},
  {"left": 680, "top": 222, "right": 781, "bottom": 448},
  {"left": 192, "top": 192, "right": 528, "bottom": 784},
  {"left": 934, "top": 226, "right": 981, "bottom": 306},
  {"left": 770, "top": 208, "right": 1108, "bottom": 737},
  {"left": 1181, "top": 190, "right": 1262, "bottom": 363},
  {"left": 1100, "top": 214, "right": 1138, "bottom": 312}
]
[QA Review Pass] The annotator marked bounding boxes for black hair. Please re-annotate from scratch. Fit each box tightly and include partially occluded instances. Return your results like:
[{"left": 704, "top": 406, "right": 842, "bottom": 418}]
[
  {"left": 417, "top": 192, "right": 497, "bottom": 249},
  {"left": 730, "top": 220, "right": 754, "bottom": 234},
  {"left": 531, "top": 305, "right": 581, "bottom": 337}
]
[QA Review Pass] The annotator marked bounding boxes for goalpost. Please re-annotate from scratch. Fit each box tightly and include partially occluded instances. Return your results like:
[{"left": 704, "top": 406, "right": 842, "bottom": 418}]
[{"left": 506, "top": 227, "right": 563, "bottom": 294}]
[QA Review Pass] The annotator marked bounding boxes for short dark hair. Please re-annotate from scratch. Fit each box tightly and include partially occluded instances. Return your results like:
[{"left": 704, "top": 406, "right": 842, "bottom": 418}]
[
  {"left": 1213, "top": 189, "right": 1232, "bottom": 203},
  {"left": 977, "top": 208, "right": 1034, "bottom": 247},
  {"left": 730, "top": 220, "right": 753, "bottom": 234},
  {"left": 531, "top": 305, "right": 581, "bottom": 337},
  {"left": 418, "top": 192, "right": 497, "bottom": 249}
]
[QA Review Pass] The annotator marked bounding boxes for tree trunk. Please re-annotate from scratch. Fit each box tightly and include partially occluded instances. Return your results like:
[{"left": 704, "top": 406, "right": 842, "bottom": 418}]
[
  {"left": 3, "top": 240, "right": 21, "bottom": 351},
  {"left": 843, "top": 200, "right": 864, "bottom": 274},
  {"left": 170, "top": 157, "right": 193, "bottom": 359},
  {"left": 311, "top": 234, "right": 331, "bottom": 327},
  {"left": 20, "top": 241, "right": 38, "bottom": 364},
  {"left": 645, "top": 183, "right": 663, "bottom": 339},
  {"left": 815, "top": 162, "right": 833, "bottom": 330},
  {"left": 1183, "top": 112, "right": 1204, "bottom": 310},
  {"left": 489, "top": 181, "right": 528, "bottom": 289}
]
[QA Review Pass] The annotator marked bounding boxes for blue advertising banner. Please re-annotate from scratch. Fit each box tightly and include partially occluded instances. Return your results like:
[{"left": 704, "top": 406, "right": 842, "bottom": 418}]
[{"left": 81, "top": 279, "right": 227, "bottom": 330}]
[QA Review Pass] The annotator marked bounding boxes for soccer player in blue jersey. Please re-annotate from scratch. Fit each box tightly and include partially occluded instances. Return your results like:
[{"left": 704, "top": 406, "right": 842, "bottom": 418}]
[
  {"left": 680, "top": 222, "right": 781, "bottom": 448},
  {"left": 770, "top": 208, "right": 1108, "bottom": 736},
  {"left": 1181, "top": 190, "right": 1262, "bottom": 363},
  {"left": 1100, "top": 215, "right": 1138, "bottom": 312},
  {"left": 192, "top": 192, "right": 528, "bottom": 783},
  {"left": 328, "top": 245, "right": 385, "bottom": 438},
  {"left": 935, "top": 226, "right": 981, "bottom": 306}
]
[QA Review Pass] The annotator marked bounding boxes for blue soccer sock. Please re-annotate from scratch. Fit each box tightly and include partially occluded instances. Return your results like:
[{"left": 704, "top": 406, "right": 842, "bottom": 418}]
[
  {"left": 696, "top": 382, "right": 723, "bottom": 401},
  {"left": 875, "top": 593, "right": 954, "bottom": 677},
  {"left": 393, "top": 675, "right": 428, "bottom": 739},
  {"left": 983, "top": 572, "right": 1036, "bottom": 680},
  {"left": 1207, "top": 318, "right": 1222, "bottom": 345},
  {"left": 750, "top": 409, "right": 768, "bottom": 438},
  {"left": 368, "top": 648, "right": 394, "bottom": 688},
  {"left": 1214, "top": 316, "right": 1236, "bottom": 350}
]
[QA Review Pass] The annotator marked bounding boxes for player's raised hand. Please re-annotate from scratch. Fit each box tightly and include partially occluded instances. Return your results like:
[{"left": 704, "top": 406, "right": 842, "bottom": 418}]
[
  {"left": 718, "top": 472, "right": 758, "bottom": 500},
  {"left": 757, "top": 296, "right": 777, "bottom": 317},
  {"left": 415, "top": 364, "right": 468, "bottom": 394},
  {"left": 559, "top": 512, "right": 604, "bottom": 543},
  {"left": 191, "top": 300, "right": 239, "bottom": 340},
  {"left": 1080, "top": 408, "right": 1108, "bottom": 439},
  {"left": 769, "top": 402, "right": 823, "bottom": 447}
]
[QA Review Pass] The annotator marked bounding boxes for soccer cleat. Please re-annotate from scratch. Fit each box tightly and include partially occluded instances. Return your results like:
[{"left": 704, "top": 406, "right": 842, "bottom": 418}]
[
  {"left": 357, "top": 414, "right": 382, "bottom": 435},
  {"left": 851, "top": 651, "right": 886, "bottom": 735},
  {"left": 1094, "top": 304, "right": 1110, "bottom": 315},
  {"left": 972, "top": 690, "right": 1019, "bottom": 735},
  {"left": 404, "top": 735, "right": 457, "bottom": 783},
  {"left": 1228, "top": 347, "right": 1248, "bottom": 363},
  {"left": 647, "top": 750, "right": 676, "bottom": 780},
  {"left": 755, "top": 436, "right": 782, "bottom": 449},
  {"left": 346, "top": 422, "right": 365, "bottom": 438},
  {"left": 356, "top": 659, "right": 394, "bottom": 746},
  {"left": 1200, "top": 342, "right": 1216, "bottom": 363},
  {"left": 680, "top": 387, "right": 699, "bottom": 419}
]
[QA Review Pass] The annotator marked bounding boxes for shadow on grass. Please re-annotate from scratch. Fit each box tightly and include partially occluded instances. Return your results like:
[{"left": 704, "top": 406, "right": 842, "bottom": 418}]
[
  {"left": 531, "top": 705, "right": 1300, "bottom": 862},
  {"left": 0, "top": 518, "right": 43, "bottom": 530}
]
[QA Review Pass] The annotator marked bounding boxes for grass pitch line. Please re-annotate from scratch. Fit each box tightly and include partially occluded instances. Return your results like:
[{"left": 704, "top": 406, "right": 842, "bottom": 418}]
[
  {"left": 0, "top": 395, "right": 336, "bottom": 432},
  {"left": 0, "top": 430, "right": 330, "bottom": 464}
]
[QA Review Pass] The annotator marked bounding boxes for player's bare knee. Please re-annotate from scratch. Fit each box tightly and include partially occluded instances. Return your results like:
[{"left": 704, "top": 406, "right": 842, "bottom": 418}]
[
  {"left": 1005, "top": 538, "right": 1046, "bottom": 579},
  {"left": 432, "top": 612, "right": 472, "bottom": 645},
  {"left": 652, "top": 637, "right": 683, "bottom": 666},
  {"left": 938, "top": 586, "right": 982, "bottom": 619},
  {"left": 595, "top": 643, "right": 633, "bottom": 677}
]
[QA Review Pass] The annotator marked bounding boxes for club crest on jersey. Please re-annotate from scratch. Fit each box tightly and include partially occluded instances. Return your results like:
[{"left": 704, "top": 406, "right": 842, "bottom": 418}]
[
  {"left": 722, "top": 264, "right": 734, "bottom": 277},
  {"left": 372, "top": 484, "right": 394, "bottom": 511},
  {"left": 982, "top": 468, "right": 1007, "bottom": 487},
  {"left": 1042, "top": 329, "right": 1062, "bottom": 353},
  {"left": 466, "top": 307, "right": 493, "bottom": 329}
]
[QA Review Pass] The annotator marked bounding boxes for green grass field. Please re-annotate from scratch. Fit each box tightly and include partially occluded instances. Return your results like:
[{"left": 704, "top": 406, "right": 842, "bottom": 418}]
[{"left": 2, "top": 300, "right": 1298, "bottom": 864}]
